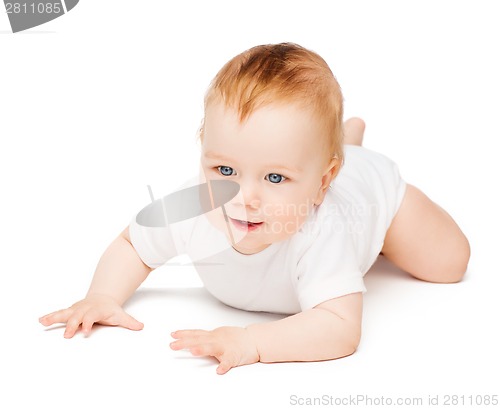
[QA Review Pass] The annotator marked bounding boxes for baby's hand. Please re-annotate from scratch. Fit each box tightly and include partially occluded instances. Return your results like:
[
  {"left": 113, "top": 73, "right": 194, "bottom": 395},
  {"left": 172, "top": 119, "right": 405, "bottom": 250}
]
[
  {"left": 39, "top": 294, "right": 144, "bottom": 338},
  {"left": 170, "top": 326, "right": 260, "bottom": 375}
]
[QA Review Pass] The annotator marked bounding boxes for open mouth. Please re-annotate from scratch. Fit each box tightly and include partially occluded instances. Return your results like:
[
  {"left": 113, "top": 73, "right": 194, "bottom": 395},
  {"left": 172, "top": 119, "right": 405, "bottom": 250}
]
[{"left": 229, "top": 217, "right": 264, "bottom": 231}]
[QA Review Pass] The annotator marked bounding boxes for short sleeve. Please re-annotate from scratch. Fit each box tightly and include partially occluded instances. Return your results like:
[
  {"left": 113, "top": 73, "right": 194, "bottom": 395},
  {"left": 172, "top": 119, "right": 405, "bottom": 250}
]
[
  {"left": 128, "top": 175, "right": 202, "bottom": 268},
  {"left": 128, "top": 216, "right": 185, "bottom": 269},
  {"left": 294, "top": 218, "right": 367, "bottom": 311}
]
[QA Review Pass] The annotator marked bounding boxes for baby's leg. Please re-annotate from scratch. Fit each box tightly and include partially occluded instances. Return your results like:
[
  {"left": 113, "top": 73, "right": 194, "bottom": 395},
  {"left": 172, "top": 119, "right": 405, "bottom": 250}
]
[
  {"left": 343, "top": 117, "right": 365, "bottom": 146},
  {"left": 381, "top": 185, "right": 470, "bottom": 283}
]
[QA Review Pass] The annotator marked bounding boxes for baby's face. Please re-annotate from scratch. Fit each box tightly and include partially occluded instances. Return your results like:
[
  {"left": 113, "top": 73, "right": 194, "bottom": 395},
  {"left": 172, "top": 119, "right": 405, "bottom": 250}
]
[{"left": 200, "top": 102, "right": 336, "bottom": 255}]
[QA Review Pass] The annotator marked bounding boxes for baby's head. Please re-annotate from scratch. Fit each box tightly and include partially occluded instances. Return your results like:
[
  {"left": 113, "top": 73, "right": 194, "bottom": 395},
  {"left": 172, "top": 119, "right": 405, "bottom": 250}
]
[{"left": 198, "top": 43, "right": 344, "bottom": 254}]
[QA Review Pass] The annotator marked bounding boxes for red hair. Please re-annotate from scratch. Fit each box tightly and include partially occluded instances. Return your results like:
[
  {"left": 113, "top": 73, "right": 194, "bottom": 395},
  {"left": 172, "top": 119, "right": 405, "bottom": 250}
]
[{"left": 202, "top": 43, "right": 344, "bottom": 165}]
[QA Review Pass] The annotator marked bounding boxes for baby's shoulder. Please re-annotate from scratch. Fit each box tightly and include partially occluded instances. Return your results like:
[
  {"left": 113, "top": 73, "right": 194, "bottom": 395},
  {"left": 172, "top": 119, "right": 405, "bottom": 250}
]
[{"left": 342, "top": 145, "right": 399, "bottom": 170}]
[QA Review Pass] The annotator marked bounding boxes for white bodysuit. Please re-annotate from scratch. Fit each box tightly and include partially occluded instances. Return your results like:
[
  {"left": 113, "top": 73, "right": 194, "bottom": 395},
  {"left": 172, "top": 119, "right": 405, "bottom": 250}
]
[{"left": 129, "top": 145, "right": 407, "bottom": 315}]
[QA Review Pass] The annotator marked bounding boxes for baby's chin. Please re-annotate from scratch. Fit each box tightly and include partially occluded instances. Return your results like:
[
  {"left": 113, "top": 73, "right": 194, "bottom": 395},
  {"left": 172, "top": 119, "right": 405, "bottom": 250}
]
[{"left": 231, "top": 240, "right": 273, "bottom": 255}]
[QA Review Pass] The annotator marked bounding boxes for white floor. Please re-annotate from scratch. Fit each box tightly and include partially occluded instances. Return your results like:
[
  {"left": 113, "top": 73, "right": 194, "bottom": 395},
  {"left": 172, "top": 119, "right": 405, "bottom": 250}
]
[
  {"left": 2, "top": 2, "right": 499, "bottom": 408},
  {"left": 5, "top": 252, "right": 498, "bottom": 408}
]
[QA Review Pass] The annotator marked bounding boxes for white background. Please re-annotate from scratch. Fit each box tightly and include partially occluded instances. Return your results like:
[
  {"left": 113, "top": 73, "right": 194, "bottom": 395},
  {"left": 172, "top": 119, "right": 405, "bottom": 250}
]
[{"left": 1, "top": 1, "right": 499, "bottom": 408}]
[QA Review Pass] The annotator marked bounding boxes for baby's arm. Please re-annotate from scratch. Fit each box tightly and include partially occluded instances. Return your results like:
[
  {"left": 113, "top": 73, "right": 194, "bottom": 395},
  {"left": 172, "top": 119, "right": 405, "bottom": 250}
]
[
  {"left": 248, "top": 292, "right": 362, "bottom": 362},
  {"left": 170, "top": 292, "right": 362, "bottom": 374},
  {"left": 39, "top": 226, "right": 152, "bottom": 338}
]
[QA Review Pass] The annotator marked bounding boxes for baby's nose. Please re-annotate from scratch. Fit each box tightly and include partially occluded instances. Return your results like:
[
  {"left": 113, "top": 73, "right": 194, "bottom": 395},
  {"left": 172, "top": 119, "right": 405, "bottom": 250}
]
[
  {"left": 244, "top": 198, "right": 261, "bottom": 209},
  {"left": 237, "top": 183, "right": 261, "bottom": 209}
]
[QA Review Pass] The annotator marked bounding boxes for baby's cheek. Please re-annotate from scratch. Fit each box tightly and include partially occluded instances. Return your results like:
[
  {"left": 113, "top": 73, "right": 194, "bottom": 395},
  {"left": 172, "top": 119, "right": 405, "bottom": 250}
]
[
  {"left": 204, "top": 208, "right": 224, "bottom": 230},
  {"left": 265, "top": 213, "right": 307, "bottom": 238},
  {"left": 271, "top": 198, "right": 315, "bottom": 235}
]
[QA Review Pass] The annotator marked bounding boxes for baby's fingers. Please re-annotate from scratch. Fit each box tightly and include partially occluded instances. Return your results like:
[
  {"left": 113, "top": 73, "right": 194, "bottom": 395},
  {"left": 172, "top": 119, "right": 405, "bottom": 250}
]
[
  {"left": 64, "top": 311, "right": 86, "bottom": 338},
  {"left": 39, "top": 309, "right": 73, "bottom": 327},
  {"left": 39, "top": 308, "right": 85, "bottom": 338},
  {"left": 216, "top": 358, "right": 234, "bottom": 375},
  {"left": 169, "top": 330, "right": 208, "bottom": 350},
  {"left": 191, "top": 345, "right": 235, "bottom": 375},
  {"left": 81, "top": 310, "right": 102, "bottom": 335},
  {"left": 117, "top": 311, "right": 144, "bottom": 331}
]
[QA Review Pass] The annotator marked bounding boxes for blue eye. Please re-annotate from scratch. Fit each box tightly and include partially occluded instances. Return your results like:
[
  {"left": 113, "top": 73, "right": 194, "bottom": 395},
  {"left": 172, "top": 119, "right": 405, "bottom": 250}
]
[
  {"left": 267, "top": 173, "right": 286, "bottom": 184},
  {"left": 218, "top": 166, "right": 235, "bottom": 176}
]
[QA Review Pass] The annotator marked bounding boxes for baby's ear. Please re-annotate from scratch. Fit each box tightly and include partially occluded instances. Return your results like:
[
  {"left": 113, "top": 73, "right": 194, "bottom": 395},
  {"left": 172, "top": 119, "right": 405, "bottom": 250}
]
[
  {"left": 196, "top": 118, "right": 205, "bottom": 142},
  {"left": 314, "top": 157, "right": 339, "bottom": 205}
]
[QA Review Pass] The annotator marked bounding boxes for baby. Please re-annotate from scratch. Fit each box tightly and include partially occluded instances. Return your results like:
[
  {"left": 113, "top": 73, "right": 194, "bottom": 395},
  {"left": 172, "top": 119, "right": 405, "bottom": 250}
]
[{"left": 39, "top": 42, "right": 470, "bottom": 375}]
